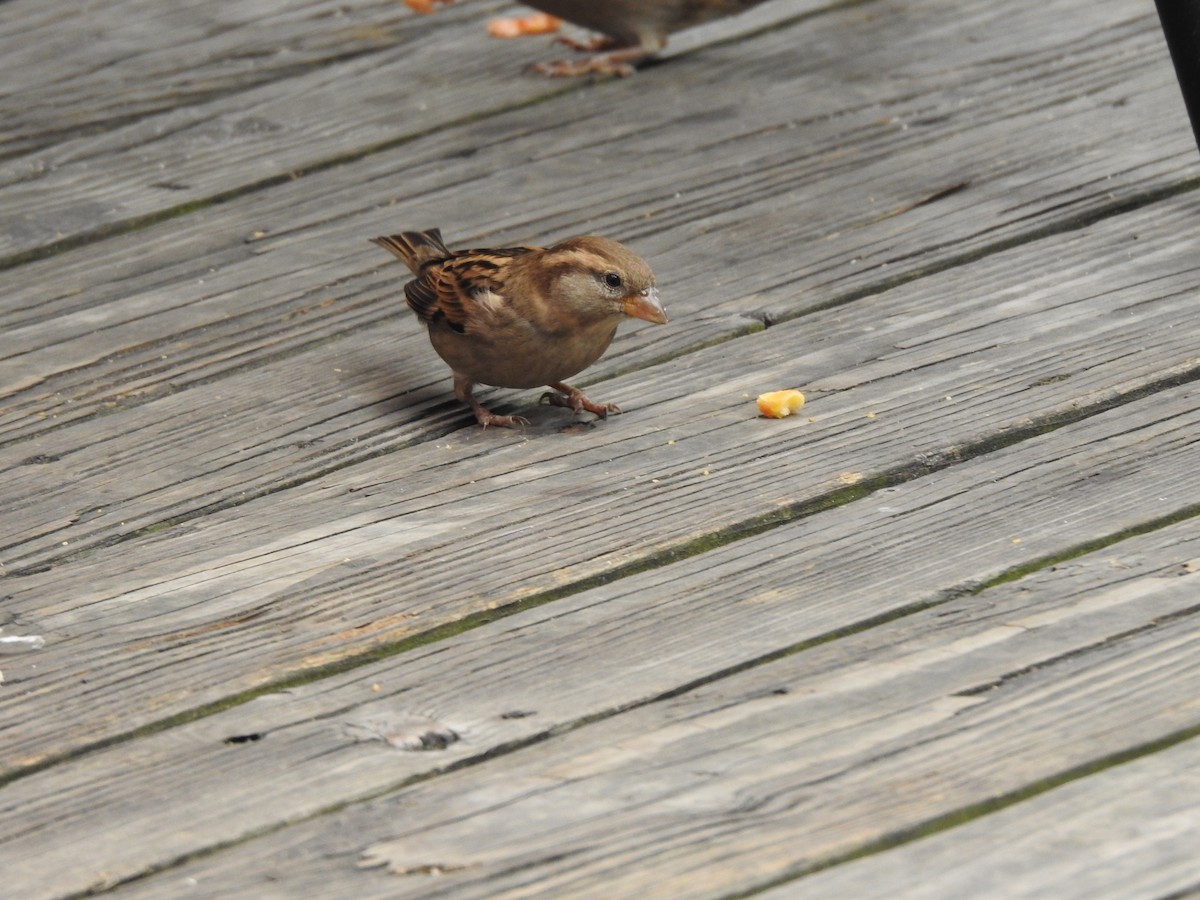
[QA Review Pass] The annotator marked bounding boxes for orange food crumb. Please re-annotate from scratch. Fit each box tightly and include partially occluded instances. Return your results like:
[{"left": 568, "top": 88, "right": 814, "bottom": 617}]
[
  {"left": 757, "top": 389, "right": 806, "bottom": 418},
  {"left": 488, "top": 13, "right": 563, "bottom": 37}
]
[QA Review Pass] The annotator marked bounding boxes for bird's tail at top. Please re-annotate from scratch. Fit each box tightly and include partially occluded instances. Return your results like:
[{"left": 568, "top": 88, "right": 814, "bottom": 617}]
[{"left": 369, "top": 229, "right": 452, "bottom": 274}]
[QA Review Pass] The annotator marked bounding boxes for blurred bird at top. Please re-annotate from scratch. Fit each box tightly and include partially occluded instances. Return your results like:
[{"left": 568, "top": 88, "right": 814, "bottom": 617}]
[{"left": 405, "top": 0, "right": 770, "bottom": 76}]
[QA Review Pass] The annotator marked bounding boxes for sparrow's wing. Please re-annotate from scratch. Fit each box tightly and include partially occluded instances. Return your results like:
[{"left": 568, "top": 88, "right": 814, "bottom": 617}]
[{"left": 408, "top": 247, "right": 538, "bottom": 335}]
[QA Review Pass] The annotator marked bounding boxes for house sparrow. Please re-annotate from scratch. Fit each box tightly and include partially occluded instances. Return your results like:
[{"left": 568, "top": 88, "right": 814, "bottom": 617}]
[
  {"left": 371, "top": 229, "right": 667, "bottom": 428},
  {"left": 404, "top": 0, "right": 770, "bottom": 76},
  {"left": 524, "top": 0, "right": 772, "bottom": 75}
]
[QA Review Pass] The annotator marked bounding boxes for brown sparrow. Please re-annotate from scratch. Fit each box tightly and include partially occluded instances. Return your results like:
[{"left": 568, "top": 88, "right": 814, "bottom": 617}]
[
  {"left": 371, "top": 229, "right": 667, "bottom": 428},
  {"left": 405, "top": 0, "right": 770, "bottom": 76},
  {"left": 524, "top": 0, "right": 771, "bottom": 75}
]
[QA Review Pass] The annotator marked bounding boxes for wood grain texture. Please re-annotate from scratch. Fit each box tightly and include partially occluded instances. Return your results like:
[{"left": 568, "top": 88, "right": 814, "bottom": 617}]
[
  {"left": 4, "top": 191, "right": 1200, "bottom": 773},
  {"left": 1, "top": 0, "right": 1190, "bottom": 264},
  {"left": 766, "top": 737, "right": 1200, "bottom": 899},
  {"left": 104, "top": 500, "right": 1200, "bottom": 898},
  {"left": 0, "top": 0, "right": 827, "bottom": 258},
  {"left": 1, "top": 0, "right": 1198, "bottom": 893},
  {"left": 6, "top": 0, "right": 1188, "bottom": 428},
  {"left": 4, "top": 377, "right": 1200, "bottom": 897}
]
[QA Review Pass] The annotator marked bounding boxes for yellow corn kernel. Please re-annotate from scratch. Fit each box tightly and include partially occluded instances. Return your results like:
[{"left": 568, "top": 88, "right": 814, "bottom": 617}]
[{"left": 756, "top": 389, "right": 805, "bottom": 418}]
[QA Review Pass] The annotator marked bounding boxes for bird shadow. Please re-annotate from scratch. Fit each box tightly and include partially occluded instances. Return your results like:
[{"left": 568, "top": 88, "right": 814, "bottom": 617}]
[{"left": 334, "top": 347, "right": 597, "bottom": 439}]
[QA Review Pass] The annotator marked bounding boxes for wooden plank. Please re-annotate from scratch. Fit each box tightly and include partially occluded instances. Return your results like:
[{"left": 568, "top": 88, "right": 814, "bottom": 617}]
[
  {"left": 1, "top": 0, "right": 1188, "bottom": 511},
  {"left": 764, "top": 737, "right": 1200, "bottom": 898},
  {"left": 1, "top": 0, "right": 1189, "bottom": 442},
  {"left": 0, "top": 0, "right": 470, "bottom": 157},
  {"left": 4, "top": 380, "right": 1200, "bottom": 897},
  {"left": 3, "top": 189, "right": 1199, "bottom": 772},
  {"left": 0, "top": 0, "right": 830, "bottom": 260},
  {"left": 2, "top": 0, "right": 1195, "bottom": 896},
  {"left": 0, "top": 0, "right": 821, "bottom": 159},
  {"left": 0, "top": 0, "right": 1191, "bottom": 559},
  {"left": 0, "top": 0, "right": 1190, "bottom": 265},
  {"left": 314, "top": 610, "right": 1200, "bottom": 900}
]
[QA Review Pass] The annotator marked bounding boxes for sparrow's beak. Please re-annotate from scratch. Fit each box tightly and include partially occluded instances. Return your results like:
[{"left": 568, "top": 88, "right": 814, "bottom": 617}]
[{"left": 623, "top": 287, "right": 668, "bottom": 324}]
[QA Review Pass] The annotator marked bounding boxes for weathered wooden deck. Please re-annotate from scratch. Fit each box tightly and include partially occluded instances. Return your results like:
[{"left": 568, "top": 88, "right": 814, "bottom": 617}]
[{"left": 3, "top": 0, "right": 1200, "bottom": 895}]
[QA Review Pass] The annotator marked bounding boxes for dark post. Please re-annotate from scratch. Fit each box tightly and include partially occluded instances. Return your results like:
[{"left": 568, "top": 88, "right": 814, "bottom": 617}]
[{"left": 1155, "top": 0, "right": 1200, "bottom": 153}]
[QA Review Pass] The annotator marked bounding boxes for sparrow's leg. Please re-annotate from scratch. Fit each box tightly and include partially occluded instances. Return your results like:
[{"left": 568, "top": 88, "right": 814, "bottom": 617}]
[
  {"left": 531, "top": 43, "right": 655, "bottom": 78},
  {"left": 543, "top": 382, "right": 621, "bottom": 418},
  {"left": 454, "top": 373, "right": 527, "bottom": 429}
]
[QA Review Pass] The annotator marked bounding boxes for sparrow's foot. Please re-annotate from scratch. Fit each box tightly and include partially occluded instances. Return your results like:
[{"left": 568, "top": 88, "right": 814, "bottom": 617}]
[
  {"left": 455, "top": 374, "right": 527, "bottom": 429},
  {"left": 531, "top": 45, "right": 649, "bottom": 77},
  {"left": 474, "top": 409, "right": 529, "bottom": 429},
  {"left": 543, "top": 382, "right": 621, "bottom": 418}
]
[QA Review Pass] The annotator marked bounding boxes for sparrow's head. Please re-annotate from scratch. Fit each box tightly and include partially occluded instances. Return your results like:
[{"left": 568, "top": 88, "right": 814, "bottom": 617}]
[{"left": 543, "top": 235, "right": 667, "bottom": 325}]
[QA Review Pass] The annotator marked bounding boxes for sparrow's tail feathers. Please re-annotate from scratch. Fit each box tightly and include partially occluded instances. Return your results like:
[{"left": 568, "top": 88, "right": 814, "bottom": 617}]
[{"left": 370, "top": 229, "right": 452, "bottom": 273}]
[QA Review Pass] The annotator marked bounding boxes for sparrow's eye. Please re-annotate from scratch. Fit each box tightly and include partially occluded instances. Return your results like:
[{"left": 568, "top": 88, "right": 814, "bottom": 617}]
[{"left": 603, "top": 272, "right": 623, "bottom": 289}]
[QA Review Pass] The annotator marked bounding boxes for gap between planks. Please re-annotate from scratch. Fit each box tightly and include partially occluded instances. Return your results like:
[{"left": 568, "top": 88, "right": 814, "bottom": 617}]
[{"left": 756, "top": 735, "right": 1200, "bottom": 898}]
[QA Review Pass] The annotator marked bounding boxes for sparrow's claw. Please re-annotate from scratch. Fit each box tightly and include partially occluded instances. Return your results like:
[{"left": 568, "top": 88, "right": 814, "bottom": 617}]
[
  {"left": 544, "top": 383, "right": 621, "bottom": 418},
  {"left": 455, "top": 373, "right": 527, "bottom": 429},
  {"left": 476, "top": 411, "right": 529, "bottom": 429},
  {"left": 531, "top": 38, "right": 656, "bottom": 77},
  {"left": 531, "top": 52, "right": 640, "bottom": 78}
]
